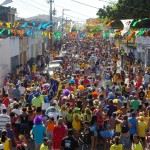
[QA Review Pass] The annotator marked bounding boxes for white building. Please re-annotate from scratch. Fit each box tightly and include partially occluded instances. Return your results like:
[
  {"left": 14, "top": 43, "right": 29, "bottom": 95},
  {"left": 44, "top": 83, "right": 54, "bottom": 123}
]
[{"left": 0, "top": 37, "right": 20, "bottom": 86}]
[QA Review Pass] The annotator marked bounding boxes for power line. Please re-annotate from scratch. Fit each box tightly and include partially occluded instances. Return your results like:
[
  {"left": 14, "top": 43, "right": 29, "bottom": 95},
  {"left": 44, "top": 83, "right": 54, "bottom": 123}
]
[
  {"left": 16, "top": 0, "right": 85, "bottom": 21},
  {"left": 70, "top": 0, "right": 99, "bottom": 9},
  {"left": 14, "top": 1, "right": 39, "bottom": 15},
  {"left": 29, "top": 0, "right": 89, "bottom": 18},
  {"left": 53, "top": 4, "right": 90, "bottom": 18}
]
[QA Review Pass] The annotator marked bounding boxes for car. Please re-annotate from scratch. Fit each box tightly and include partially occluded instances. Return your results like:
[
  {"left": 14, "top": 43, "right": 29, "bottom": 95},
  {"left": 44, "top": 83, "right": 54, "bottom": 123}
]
[
  {"left": 48, "top": 63, "right": 62, "bottom": 76},
  {"left": 54, "top": 56, "right": 64, "bottom": 62},
  {"left": 50, "top": 60, "right": 63, "bottom": 65}
]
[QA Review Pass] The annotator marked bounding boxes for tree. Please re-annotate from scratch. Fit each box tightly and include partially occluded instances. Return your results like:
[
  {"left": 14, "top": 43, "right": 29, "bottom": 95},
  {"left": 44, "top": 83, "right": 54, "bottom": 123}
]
[{"left": 97, "top": 0, "right": 150, "bottom": 20}]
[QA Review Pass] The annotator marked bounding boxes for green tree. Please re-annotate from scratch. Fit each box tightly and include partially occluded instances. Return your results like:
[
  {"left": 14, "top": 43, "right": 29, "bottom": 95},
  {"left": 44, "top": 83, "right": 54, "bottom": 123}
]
[{"left": 97, "top": 0, "right": 150, "bottom": 20}]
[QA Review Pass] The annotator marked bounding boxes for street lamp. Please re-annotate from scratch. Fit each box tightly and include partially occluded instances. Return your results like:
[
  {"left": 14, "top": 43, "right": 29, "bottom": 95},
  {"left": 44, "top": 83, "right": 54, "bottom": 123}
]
[
  {"left": 0, "top": 0, "right": 13, "bottom": 5},
  {"left": 62, "top": 9, "right": 70, "bottom": 36}
]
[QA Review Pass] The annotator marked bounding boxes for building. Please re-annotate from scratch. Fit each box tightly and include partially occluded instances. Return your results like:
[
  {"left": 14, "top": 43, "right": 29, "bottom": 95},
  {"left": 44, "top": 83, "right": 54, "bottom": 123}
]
[
  {"left": 0, "top": 6, "right": 16, "bottom": 23},
  {"left": 0, "top": 37, "right": 20, "bottom": 86}
]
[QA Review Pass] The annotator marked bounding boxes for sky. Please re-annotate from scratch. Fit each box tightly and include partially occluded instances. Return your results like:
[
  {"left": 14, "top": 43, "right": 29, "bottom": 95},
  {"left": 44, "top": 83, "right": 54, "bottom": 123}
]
[{"left": 1, "top": 0, "right": 115, "bottom": 21}]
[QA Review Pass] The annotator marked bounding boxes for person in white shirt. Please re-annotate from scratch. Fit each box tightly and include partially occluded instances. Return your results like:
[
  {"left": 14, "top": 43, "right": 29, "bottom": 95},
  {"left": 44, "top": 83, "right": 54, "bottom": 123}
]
[
  {"left": 0, "top": 109, "right": 10, "bottom": 130},
  {"left": 19, "top": 83, "right": 26, "bottom": 94},
  {"left": 12, "top": 103, "right": 22, "bottom": 116},
  {"left": 0, "top": 99, "right": 6, "bottom": 114}
]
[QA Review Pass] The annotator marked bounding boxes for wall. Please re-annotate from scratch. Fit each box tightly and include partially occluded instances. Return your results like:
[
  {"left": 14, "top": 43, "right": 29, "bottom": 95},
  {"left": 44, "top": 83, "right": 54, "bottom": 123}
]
[
  {"left": 19, "top": 37, "right": 27, "bottom": 65},
  {"left": 0, "top": 37, "right": 19, "bottom": 86}
]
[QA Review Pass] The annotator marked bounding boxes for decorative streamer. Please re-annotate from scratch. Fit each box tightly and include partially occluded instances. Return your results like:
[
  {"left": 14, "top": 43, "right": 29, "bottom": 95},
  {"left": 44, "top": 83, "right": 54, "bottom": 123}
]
[
  {"left": 126, "top": 30, "right": 135, "bottom": 41},
  {"left": 21, "top": 22, "right": 28, "bottom": 28},
  {"left": 106, "top": 20, "right": 115, "bottom": 27},
  {"left": 120, "top": 19, "right": 133, "bottom": 36},
  {"left": 0, "top": 29, "right": 5, "bottom": 35},
  {"left": 6, "top": 22, "right": 11, "bottom": 28},
  {"left": 132, "top": 18, "right": 149, "bottom": 27}
]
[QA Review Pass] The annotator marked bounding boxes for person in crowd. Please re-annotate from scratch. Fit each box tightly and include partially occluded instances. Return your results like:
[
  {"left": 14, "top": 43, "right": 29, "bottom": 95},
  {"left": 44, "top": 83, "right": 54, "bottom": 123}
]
[
  {"left": 132, "top": 134, "right": 143, "bottom": 150},
  {"left": 61, "top": 129, "right": 79, "bottom": 150},
  {"left": 52, "top": 118, "right": 67, "bottom": 150},
  {"left": 110, "top": 136, "right": 123, "bottom": 150},
  {"left": 32, "top": 116, "right": 46, "bottom": 149}
]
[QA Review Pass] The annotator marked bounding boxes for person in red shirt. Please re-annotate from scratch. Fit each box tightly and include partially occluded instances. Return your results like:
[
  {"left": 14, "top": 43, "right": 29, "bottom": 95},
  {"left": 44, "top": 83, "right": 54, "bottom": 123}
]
[
  {"left": 2, "top": 94, "right": 9, "bottom": 108},
  {"left": 67, "top": 83, "right": 74, "bottom": 92},
  {"left": 52, "top": 118, "right": 67, "bottom": 149},
  {"left": 73, "top": 75, "right": 79, "bottom": 88},
  {"left": 83, "top": 75, "right": 90, "bottom": 87}
]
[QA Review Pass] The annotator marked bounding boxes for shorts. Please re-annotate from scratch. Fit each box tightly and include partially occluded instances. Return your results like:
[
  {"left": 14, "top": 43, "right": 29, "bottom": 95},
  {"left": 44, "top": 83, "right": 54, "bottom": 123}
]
[
  {"left": 46, "top": 131, "right": 53, "bottom": 141},
  {"left": 120, "top": 135, "right": 130, "bottom": 149}
]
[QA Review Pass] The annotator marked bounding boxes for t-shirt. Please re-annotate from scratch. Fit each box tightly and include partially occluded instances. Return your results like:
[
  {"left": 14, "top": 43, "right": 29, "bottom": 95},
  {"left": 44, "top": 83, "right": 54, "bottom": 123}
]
[
  {"left": 32, "top": 97, "right": 42, "bottom": 108},
  {"left": 83, "top": 128, "right": 94, "bottom": 144},
  {"left": 132, "top": 142, "right": 143, "bottom": 150},
  {"left": 20, "top": 114, "right": 29, "bottom": 124},
  {"left": 106, "top": 105, "right": 117, "bottom": 118},
  {"left": 2, "top": 97, "right": 9, "bottom": 108},
  {"left": 40, "top": 143, "right": 48, "bottom": 150},
  {"left": 130, "top": 100, "right": 141, "bottom": 112},
  {"left": 61, "top": 136, "right": 79, "bottom": 150},
  {"left": 110, "top": 144, "right": 123, "bottom": 150},
  {"left": 0, "top": 104, "right": 6, "bottom": 113},
  {"left": 0, "top": 114, "right": 10, "bottom": 129},
  {"left": 138, "top": 121, "right": 147, "bottom": 137},
  {"left": 32, "top": 125, "right": 46, "bottom": 144},
  {"left": 128, "top": 117, "right": 138, "bottom": 135}
]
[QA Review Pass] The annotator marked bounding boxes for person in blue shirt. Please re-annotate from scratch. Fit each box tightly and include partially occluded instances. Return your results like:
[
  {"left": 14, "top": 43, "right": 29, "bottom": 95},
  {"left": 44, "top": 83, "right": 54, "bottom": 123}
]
[
  {"left": 28, "top": 89, "right": 36, "bottom": 104},
  {"left": 32, "top": 116, "right": 46, "bottom": 150},
  {"left": 12, "top": 84, "right": 21, "bottom": 101},
  {"left": 128, "top": 112, "right": 138, "bottom": 142}
]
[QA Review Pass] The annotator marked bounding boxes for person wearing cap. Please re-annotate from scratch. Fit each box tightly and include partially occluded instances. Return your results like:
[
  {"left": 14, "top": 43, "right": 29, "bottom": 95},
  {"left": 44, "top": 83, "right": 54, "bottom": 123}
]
[
  {"left": 61, "top": 129, "right": 79, "bottom": 150},
  {"left": 32, "top": 92, "right": 42, "bottom": 108},
  {"left": 72, "top": 107, "right": 81, "bottom": 132}
]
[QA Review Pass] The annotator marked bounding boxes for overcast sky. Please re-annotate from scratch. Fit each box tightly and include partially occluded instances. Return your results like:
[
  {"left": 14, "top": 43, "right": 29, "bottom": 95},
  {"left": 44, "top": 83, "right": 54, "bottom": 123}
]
[{"left": 2, "top": 0, "right": 116, "bottom": 21}]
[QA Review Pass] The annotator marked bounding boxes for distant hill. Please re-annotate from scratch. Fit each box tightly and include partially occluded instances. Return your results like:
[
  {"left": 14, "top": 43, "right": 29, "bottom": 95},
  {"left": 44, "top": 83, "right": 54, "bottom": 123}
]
[{"left": 24, "top": 14, "right": 62, "bottom": 22}]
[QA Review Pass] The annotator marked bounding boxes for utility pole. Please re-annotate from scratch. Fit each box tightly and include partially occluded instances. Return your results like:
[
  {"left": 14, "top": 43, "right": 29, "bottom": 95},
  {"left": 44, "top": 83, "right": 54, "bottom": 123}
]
[
  {"left": 47, "top": 0, "right": 54, "bottom": 51},
  {"left": 61, "top": 9, "right": 70, "bottom": 36},
  {"left": 62, "top": 9, "right": 64, "bottom": 36}
]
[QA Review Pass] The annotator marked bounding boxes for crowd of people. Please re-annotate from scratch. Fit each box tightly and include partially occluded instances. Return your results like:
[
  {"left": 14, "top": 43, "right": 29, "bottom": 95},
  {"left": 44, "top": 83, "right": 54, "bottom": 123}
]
[{"left": 0, "top": 37, "right": 149, "bottom": 150}]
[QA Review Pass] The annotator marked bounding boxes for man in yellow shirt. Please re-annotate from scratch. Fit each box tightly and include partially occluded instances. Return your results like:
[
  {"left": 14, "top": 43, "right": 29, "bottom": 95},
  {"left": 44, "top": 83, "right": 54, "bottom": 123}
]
[{"left": 138, "top": 116, "right": 147, "bottom": 148}]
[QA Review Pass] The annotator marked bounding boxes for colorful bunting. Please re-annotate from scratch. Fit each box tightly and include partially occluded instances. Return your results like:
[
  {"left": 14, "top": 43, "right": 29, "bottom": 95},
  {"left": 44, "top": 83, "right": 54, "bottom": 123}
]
[
  {"left": 106, "top": 20, "right": 115, "bottom": 27},
  {"left": 132, "top": 18, "right": 149, "bottom": 27}
]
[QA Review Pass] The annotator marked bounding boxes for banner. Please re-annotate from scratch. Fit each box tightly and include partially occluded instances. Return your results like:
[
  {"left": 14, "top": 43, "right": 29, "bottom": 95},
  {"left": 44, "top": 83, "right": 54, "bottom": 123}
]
[{"left": 120, "top": 19, "right": 133, "bottom": 36}]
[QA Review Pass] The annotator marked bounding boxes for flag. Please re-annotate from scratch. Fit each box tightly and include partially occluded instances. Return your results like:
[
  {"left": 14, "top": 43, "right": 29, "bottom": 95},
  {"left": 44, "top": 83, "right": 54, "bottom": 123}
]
[{"left": 121, "top": 19, "right": 133, "bottom": 36}]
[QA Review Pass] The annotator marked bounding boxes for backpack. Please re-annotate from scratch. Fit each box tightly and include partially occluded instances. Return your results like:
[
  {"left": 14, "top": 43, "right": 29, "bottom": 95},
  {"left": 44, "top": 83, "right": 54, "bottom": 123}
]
[{"left": 121, "top": 121, "right": 129, "bottom": 133}]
